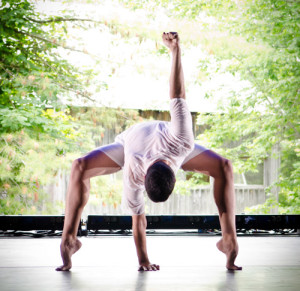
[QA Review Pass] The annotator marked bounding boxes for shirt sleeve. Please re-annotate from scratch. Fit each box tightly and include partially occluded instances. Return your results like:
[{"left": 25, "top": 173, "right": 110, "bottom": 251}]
[
  {"left": 122, "top": 184, "right": 145, "bottom": 215},
  {"left": 169, "top": 98, "right": 194, "bottom": 150},
  {"left": 121, "top": 154, "right": 145, "bottom": 215}
]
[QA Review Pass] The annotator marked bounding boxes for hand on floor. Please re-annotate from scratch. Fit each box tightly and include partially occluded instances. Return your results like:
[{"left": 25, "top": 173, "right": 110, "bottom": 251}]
[{"left": 138, "top": 263, "right": 160, "bottom": 271}]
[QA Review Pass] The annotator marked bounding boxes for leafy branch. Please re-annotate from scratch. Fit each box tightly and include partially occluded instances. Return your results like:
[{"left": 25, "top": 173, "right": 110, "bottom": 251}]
[{"left": 25, "top": 16, "right": 103, "bottom": 24}]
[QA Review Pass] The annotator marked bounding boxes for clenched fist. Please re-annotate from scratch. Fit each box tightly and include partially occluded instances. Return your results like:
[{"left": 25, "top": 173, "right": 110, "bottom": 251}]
[{"left": 162, "top": 32, "right": 180, "bottom": 51}]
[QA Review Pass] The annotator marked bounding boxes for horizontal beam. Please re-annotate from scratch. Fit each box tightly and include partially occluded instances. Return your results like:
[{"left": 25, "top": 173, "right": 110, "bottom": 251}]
[
  {"left": 0, "top": 215, "right": 299, "bottom": 232},
  {"left": 86, "top": 215, "right": 300, "bottom": 231},
  {"left": 0, "top": 215, "right": 65, "bottom": 231}
]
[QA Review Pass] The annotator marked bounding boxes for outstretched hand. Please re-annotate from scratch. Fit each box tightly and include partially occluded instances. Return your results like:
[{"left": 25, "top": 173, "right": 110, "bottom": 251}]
[
  {"left": 162, "top": 32, "right": 180, "bottom": 51},
  {"left": 138, "top": 263, "right": 160, "bottom": 271}
]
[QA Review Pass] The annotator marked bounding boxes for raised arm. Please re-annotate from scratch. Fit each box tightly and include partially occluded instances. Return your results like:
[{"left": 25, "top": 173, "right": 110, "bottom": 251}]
[
  {"left": 162, "top": 32, "right": 185, "bottom": 99},
  {"left": 132, "top": 214, "right": 160, "bottom": 271},
  {"left": 163, "top": 32, "right": 194, "bottom": 146}
]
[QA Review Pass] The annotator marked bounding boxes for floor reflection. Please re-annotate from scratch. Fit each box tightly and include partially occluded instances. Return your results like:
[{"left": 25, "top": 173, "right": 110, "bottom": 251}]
[
  {"left": 217, "top": 270, "right": 239, "bottom": 291},
  {"left": 134, "top": 271, "right": 149, "bottom": 291},
  {"left": 59, "top": 270, "right": 74, "bottom": 290}
]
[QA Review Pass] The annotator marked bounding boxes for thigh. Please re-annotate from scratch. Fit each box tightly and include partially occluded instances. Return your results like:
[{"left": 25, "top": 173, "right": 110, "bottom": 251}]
[
  {"left": 181, "top": 143, "right": 208, "bottom": 165},
  {"left": 181, "top": 149, "right": 225, "bottom": 178},
  {"left": 80, "top": 143, "right": 124, "bottom": 179}
]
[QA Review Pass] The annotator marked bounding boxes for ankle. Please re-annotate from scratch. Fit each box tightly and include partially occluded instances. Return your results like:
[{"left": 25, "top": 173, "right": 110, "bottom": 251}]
[
  {"left": 62, "top": 234, "right": 77, "bottom": 242},
  {"left": 222, "top": 233, "right": 237, "bottom": 243}
]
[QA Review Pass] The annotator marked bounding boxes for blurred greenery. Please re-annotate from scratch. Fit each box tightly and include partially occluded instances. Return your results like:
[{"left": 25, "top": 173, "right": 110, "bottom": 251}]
[
  {"left": 138, "top": 0, "right": 300, "bottom": 214},
  {"left": 0, "top": 0, "right": 299, "bottom": 215},
  {"left": 0, "top": 0, "right": 78, "bottom": 214},
  {"left": 0, "top": 0, "right": 140, "bottom": 214}
]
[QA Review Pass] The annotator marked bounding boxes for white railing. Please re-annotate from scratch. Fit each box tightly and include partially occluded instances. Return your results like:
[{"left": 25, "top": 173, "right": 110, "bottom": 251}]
[
  {"left": 46, "top": 170, "right": 266, "bottom": 216},
  {"left": 83, "top": 185, "right": 265, "bottom": 216}
]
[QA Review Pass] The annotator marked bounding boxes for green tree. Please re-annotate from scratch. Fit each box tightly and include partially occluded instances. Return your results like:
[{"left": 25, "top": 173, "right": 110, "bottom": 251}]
[
  {"left": 121, "top": 0, "right": 300, "bottom": 213},
  {"left": 196, "top": 0, "right": 299, "bottom": 213},
  {"left": 2, "top": 0, "right": 299, "bottom": 215},
  {"left": 0, "top": 0, "right": 148, "bottom": 215},
  {"left": 0, "top": 0, "right": 96, "bottom": 214}
]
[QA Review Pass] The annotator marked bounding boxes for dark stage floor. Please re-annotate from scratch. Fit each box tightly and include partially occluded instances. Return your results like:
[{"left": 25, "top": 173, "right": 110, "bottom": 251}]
[{"left": 0, "top": 235, "right": 299, "bottom": 290}]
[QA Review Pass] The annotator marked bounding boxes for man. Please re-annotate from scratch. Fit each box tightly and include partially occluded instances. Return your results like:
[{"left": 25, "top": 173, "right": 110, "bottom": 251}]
[{"left": 56, "top": 32, "right": 242, "bottom": 272}]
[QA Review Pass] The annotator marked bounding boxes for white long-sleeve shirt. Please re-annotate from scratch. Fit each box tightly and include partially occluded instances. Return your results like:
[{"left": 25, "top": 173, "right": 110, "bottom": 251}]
[{"left": 115, "top": 98, "right": 194, "bottom": 215}]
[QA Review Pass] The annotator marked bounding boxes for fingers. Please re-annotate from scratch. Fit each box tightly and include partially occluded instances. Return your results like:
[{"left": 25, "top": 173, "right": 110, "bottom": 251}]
[
  {"left": 138, "top": 264, "right": 160, "bottom": 271},
  {"left": 152, "top": 264, "right": 160, "bottom": 271},
  {"left": 169, "top": 32, "right": 178, "bottom": 39},
  {"left": 162, "top": 31, "right": 178, "bottom": 41}
]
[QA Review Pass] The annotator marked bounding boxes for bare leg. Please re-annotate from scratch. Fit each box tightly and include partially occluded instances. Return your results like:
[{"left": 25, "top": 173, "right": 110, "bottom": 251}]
[
  {"left": 56, "top": 150, "right": 121, "bottom": 271},
  {"left": 182, "top": 150, "right": 242, "bottom": 270}
]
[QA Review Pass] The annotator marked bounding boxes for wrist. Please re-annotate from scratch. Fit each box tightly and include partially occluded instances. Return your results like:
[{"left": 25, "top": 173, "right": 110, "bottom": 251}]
[{"left": 170, "top": 45, "right": 180, "bottom": 54}]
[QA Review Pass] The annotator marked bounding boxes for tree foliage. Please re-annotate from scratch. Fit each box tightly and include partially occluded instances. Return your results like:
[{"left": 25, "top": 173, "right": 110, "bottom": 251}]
[
  {"left": 0, "top": 0, "right": 148, "bottom": 215},
  {"left": 1, "top": 0, "right": 299, "bottom": 214},
  {"left": 1, "top": 0, "right": 80, "bottom": 117},
  {"left": 121, "top": 0, "right": 300, "bottom": 213},
  {"left": 199, "top": 0, "right": 300, "bottom": 214},
  {"left": 0, "top": 0, "right": 100, "bottom": 214},
  {"left": 191, "top": 0, "right": 299, "bottom": 213}
]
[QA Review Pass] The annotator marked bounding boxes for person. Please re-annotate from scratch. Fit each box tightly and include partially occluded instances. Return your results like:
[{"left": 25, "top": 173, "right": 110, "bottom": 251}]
[{"left": 56, "top": 32, "right": 242, "bottom": 272}]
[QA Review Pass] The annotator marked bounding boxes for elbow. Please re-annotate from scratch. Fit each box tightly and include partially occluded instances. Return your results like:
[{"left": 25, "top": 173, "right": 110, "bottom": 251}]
[{"left": 132, "top": 214, "right": 147, "bottom": 231}]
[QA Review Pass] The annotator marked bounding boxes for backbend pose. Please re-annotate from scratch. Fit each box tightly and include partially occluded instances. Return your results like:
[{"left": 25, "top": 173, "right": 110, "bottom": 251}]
[{"left": 56, "top": 32, "right": 242, "bottom": 272}]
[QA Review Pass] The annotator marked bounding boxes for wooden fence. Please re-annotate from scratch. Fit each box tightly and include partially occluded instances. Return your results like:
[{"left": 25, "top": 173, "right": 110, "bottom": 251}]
[
  {"left": 45, "top": 170, "right": 265, "bottom": 215},
  {"left": 83, "top": 185, "right": 265, "bottom": 216}
]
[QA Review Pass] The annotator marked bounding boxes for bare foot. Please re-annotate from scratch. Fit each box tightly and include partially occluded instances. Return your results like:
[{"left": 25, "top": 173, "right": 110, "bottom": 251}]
[
  {"left": 216, "top": 238, "right": 242, "bottom": 270},
  {"left": 56, "top": 237, "right": 82, "bottom": 271}
]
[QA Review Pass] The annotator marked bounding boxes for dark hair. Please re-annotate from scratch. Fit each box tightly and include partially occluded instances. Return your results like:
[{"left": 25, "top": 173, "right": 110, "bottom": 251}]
[{"left": 145, "top": 161, "right": 176, "bottom": 202}]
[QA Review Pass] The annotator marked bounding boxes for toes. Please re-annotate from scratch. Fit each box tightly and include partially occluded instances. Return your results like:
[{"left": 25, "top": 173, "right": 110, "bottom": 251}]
[
  {"left": 227, "top": 264, "right": 242, "bottom": 271},
  {"left": 56, "top": 266, "right": 64, "bottom": 271},
  {"left": 56, "top": 265, "right": 71, "bottom": 271}
]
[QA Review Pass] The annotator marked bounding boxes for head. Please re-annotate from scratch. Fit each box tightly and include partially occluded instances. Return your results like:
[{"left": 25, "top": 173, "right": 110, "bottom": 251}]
[{"left": 145, "top": 161, "right": 176, "bottom": 203}]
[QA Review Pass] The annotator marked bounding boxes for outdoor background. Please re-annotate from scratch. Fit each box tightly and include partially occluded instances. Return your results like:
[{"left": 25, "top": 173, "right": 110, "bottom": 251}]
[{"left": 0, "top": 0, "right": 299, "bottom": 216}]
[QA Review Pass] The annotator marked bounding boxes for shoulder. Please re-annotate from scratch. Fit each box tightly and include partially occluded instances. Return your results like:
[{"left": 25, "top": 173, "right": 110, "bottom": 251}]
[{"left": 128, "top": 121, "right": 166, "bottom": 133}]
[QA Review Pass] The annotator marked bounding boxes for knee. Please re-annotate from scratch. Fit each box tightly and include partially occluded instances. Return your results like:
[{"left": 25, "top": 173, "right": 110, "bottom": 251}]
[
  {"left": 221, "top": 158, "right": 233, "bottom": 180},
  {"left": 71, "top": 158, "right": 90, "bottom": 194},
  {"left": 71, "top": 158, "right": 85, "bottom": 175},
  {"left": 214, "top": 157, "right": 233, "bottom": 180}
]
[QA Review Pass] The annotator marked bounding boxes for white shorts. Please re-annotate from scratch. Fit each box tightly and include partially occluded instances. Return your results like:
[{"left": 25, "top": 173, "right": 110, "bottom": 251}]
[{"left": 99, "top": 142, "right": 208, "bottom": 169}]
